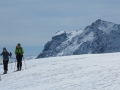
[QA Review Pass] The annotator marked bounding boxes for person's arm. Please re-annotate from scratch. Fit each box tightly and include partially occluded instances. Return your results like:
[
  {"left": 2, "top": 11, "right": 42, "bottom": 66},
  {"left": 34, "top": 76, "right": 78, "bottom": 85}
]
[
  {"left": 7, "top": 52, "right": 11, "bottom": 57},
  {"left": 8, "top": 52, "right": 12, "bottom": 57},
  {"left": 21, "top": 47, "right": 24, "bottom": 55}
]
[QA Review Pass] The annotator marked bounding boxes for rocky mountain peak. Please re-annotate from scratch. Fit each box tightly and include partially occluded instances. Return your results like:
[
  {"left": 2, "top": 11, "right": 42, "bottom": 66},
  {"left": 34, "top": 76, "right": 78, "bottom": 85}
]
[{"left": 36, "top": 19, "right": 120, "bottom": 58}]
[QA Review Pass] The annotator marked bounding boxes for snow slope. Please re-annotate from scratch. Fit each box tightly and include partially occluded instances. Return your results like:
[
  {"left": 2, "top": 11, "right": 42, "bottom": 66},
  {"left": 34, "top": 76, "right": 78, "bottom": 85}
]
[{"left": 1, "top": 53, "right": 120, "bottom": 90}]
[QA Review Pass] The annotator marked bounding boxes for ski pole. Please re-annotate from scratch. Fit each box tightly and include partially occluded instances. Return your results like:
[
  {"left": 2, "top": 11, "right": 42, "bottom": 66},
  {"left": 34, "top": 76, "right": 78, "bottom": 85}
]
[
  {"left": 11, "top": 58, "right": 12, "bottom": 69},
  {"left": 0, "top": 59, "right": 2, "bottom": 65},
  {"left": 10, "top": 52, "right": 12, "bottom": 69},
  {"left": 23, "top": 56, "right": 26, "bottom": 69},
  {"left": 0, "top": 74, "right": 1, "bottom": 81},
  {"left": 11, "top": 61, "right": 12, "bottom": 69},
  {"left": 14, "top": 59, "right": 16, "bottom": 71}
]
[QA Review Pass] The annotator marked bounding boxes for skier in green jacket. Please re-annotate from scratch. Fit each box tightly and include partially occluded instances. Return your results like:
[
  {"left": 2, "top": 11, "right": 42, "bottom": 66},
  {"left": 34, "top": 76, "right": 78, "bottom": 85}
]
[{"left": 15, "top": 43, "right": 24, "bottom": 71}]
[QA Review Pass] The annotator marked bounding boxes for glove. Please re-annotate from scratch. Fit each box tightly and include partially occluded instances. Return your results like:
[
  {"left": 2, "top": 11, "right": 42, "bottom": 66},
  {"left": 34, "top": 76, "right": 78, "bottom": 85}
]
[{"left": 10, "top": 52, "right": 12, "bottom": 57}]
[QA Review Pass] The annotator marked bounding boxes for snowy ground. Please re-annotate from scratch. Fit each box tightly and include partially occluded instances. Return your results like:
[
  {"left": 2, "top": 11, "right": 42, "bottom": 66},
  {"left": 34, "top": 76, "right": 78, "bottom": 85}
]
[{"left": 0, "top": 53, "right": 120, "bottom": 90}]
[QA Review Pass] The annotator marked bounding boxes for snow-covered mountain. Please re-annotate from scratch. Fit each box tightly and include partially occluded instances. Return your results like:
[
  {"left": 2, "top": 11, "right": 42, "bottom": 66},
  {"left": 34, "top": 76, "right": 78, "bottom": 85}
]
[
  {"left": 37, "top": 19, "right": 120, "bottom": 58},
  {"left": 1, "top": 53, "right": 120, "bottom": 90}
]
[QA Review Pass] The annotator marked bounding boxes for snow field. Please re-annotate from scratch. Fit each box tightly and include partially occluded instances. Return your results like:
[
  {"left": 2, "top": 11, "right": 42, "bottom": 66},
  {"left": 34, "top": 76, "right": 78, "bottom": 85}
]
[{"left": 0, "top": 53, "right": 120, "bottom": 90}]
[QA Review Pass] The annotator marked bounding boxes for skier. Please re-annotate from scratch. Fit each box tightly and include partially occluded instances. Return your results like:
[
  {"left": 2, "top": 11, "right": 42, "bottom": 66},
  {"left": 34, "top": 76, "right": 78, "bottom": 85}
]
[
  {"left": 0, "top": 47, "right": 12, "bottom": 74},
  {"left": 15, "top": 43, "right": 24, "bottom": 71}
]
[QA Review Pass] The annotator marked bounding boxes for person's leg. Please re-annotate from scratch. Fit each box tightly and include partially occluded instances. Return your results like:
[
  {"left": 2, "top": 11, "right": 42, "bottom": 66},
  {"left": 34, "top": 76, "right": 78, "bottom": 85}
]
[
  {"left": 6, "top": 60, "right": 9, "bottom": 71},
  {"left": 3, "top": 60, "right": 8, "bottom": 74},
  {"left": 3, "top": 60, "right": 5, "bottom": 70},
  {"left": 5, "top": 60, "right": 9, "bottom": 74},
  {"left": 16, "top": 55, "right": 20, "bottom": 70},
  {"left": 19, "top": 55, "right": 23, "bottom": 70}
]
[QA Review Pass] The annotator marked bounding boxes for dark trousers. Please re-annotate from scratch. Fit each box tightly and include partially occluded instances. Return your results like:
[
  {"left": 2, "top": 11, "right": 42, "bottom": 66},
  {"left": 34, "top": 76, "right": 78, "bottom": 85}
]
[
  {"left": 16, "top": 55, "right": 23, "bottom": 69},
  {"left": 3, "top": 60, "right": 9, "bottom": 70}
]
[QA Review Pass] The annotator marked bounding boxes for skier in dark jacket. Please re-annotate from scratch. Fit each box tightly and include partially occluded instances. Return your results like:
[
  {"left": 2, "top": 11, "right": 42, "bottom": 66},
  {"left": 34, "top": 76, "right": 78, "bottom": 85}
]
[
  {"left": 0, "top": 47, "right": 12, "bottom": 74},
  {"left": 15, "top": 43, "right": 24, "bottom": 71}
]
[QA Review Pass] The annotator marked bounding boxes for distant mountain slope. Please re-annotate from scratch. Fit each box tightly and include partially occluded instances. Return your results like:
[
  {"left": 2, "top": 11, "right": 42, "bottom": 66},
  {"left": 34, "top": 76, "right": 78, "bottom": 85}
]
[
  {"left": 0, "top": 55, "right": 36, "bottom": 65},
  {"left": 37, "top": 19, "right": 120, "bottom": 58}
]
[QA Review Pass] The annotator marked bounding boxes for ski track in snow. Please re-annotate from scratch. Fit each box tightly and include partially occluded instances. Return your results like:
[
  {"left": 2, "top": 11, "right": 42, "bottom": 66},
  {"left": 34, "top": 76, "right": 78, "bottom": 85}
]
[{"left": 0, "top": 53, "right": 120, "bottom": 90}]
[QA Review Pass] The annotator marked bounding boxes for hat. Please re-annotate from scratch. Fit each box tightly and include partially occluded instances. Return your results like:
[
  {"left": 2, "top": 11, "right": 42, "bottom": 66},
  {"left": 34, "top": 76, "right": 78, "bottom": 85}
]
[
  {"left": 17, "top": 43, "right": 21, "bottom": 46},
  {"left": 3, "top": 47, "right": 6, "bottom": 50}
]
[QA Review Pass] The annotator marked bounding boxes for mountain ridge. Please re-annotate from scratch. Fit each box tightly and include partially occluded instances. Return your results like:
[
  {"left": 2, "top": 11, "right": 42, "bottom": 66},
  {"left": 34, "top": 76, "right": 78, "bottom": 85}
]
[{"left": 37, "top": 19, "right": 120, "bottom": 58}]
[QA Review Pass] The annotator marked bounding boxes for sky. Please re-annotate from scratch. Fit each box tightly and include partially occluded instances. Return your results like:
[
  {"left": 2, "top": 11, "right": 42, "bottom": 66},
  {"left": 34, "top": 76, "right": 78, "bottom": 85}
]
[{"left": 0, "top": 0, "right": 120, "bottom": 55}]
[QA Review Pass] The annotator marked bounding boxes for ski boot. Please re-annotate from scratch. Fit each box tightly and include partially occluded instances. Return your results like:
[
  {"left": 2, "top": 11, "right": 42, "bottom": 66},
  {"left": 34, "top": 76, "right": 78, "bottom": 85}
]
[{"left": 3, "top": 70, "right": 7, "bottom": 74}]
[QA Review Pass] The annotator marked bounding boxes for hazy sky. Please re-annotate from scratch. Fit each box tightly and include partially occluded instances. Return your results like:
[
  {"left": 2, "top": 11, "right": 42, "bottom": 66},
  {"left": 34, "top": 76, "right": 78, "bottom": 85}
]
[{"left": 0, "top": 0, "right": 120, "bottom": 55}]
